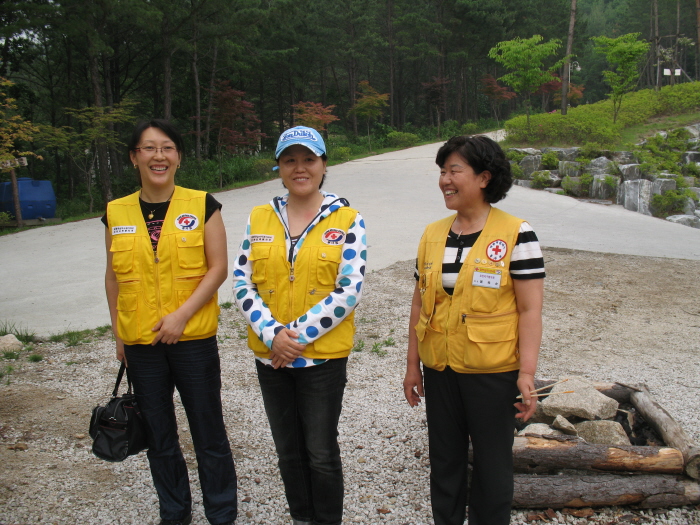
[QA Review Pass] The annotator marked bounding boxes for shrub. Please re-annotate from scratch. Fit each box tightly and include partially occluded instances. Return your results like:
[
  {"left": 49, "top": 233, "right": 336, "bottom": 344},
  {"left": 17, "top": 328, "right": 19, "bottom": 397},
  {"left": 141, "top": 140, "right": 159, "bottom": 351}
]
[
  {"left": 506, "top": 150, "right": 527, "bottom": 163},
  {"left": 0, "top": 211, "right": 12, "bottom": 223},
  {"left": 650, "top": 189, "right": 695, "bottom": 218},
  {"left": 531, "top": 171, "right": 552, "bottom": 189},
  {"left": 386, "top": 131, "right": 420, "bottom": 148},
  {"left": 510, "top": 162, "right": 525, "bottom": 180},
  {"left": 578, "top": 142, "right": 608, "bottom": 160},
  {"left": 441, "top": 120, "right": 462, "bottom": 138},
  {"left": 658, "top": 82, "right": 700, "bottom": 114},
  {"left": 461, "top": 122, "right": 479, "bottom": 135},
  {"left": 331, "top": 146, "right": 351, "bottom": 162},
  {"left": 541, "top": 152, "right": 559, "bottom": 170},
  {"left": 580, "top": 172, "right": 593, "bottom": 196}
]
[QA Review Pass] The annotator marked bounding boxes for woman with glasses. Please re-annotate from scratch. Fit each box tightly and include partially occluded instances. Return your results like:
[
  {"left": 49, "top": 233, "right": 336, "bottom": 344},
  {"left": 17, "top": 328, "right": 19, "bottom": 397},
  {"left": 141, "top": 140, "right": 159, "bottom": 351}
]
[
  {"left": 102, "top": 119, "right": 237, "bottom": 525},
  {"left": 233, "top": 126, "right": 367, "bottom": 525}
]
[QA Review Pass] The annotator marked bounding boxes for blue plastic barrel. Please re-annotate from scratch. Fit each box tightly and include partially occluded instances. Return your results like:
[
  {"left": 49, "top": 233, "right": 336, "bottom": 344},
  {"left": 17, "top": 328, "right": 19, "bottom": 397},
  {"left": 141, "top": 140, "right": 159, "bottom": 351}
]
[{"left": 0, "top": 178, "right": 57, "bottom": 220}]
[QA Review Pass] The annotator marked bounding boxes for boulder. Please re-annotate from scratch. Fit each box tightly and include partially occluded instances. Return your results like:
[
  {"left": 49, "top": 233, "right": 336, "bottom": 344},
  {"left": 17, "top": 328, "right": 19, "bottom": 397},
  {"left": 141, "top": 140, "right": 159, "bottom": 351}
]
[
  {"left": 619, "top": 180, "right": 653, "bottom": 215},
  {"left": 561, "top": 176, "right": 590, "bottom": 198},
  {"left": 558, "top": 161, "right": 581, "bottom": 178},
  {"left": 514, "top": 180, "right": 532, "bottom": 188},
  {"left": 618, "top": 164, "right": 642, "bottom": 182},
  {"left": 589, "top": 156, "right": 613, "bottom": 172},
  {"left": 683, "top": 197, "right": 696, "bottom": 215},
  {"left": 552, "top": 415, "right": 578, "bottom": 436},
  {"left": 666, "top": 215, "right": 700, "bottom": 229},
  {"left": 651, "top": 178, "right": 676, "bottom": 196},
  {"left": 510, "top": 148, "right": 541, "bottom": 156},
  {"left": 544, "top": 187, "right": 563, "bottom": 195},
  {"left": 574, "top": 421, "right": 631, "bottom": 446},
  {"left": 541, "top": 377, "right": 619, "bottom": 421},
  {"left": 518, "top": 423, "right": 563, "bottom": 437},
  {"left": 688, "top": 187, "right": 700, "bottom": 200},
  {"left": 531, "top": 170, "right": 560, "bottom": 188},
  {"left": 612, "top": 151, "right": 638, "bottom": 164},
  {"left": 541, "top": 147, "right": 580, "bottom": 161},
  {"left": 684, "top": 124, "right": 700, "bottom": 138},
  {"left": 590, "top": 174, "right": 618, "bottom": 200},
  {"left": 0, "top": 334, "right": 22, "bottom": 352},
  {"left": 656, "top": 130, "right": 668, "bottom": 139},
  {"left": 527, "top": 403, "right": 556, "bottom": 425},
  {"left": 520, "top": 155, "right": 542, "bottom": 178},
  {"left": 682, "top": 152, "right": 700, "bottom": 164}
]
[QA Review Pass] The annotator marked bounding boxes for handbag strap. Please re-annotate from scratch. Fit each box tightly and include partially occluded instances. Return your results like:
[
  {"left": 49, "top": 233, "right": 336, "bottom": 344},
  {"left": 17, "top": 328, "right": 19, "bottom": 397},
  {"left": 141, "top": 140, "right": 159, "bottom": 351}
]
[{"left": 111, "top": 362, "right": 135, "bottom": 397}]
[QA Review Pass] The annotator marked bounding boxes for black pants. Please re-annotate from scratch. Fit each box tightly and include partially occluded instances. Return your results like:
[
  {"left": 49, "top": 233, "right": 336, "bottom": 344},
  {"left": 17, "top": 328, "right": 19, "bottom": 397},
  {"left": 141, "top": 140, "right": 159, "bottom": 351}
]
[{"left": 423, "top": 366, "right": 519, "bottom": 525}]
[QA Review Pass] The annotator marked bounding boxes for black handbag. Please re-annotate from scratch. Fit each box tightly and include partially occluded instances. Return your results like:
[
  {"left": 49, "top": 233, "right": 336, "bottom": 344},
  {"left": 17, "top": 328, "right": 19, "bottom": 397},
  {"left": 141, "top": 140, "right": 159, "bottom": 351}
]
[{"left": 89, "top": 362, "right": 148, "bottom": 462}]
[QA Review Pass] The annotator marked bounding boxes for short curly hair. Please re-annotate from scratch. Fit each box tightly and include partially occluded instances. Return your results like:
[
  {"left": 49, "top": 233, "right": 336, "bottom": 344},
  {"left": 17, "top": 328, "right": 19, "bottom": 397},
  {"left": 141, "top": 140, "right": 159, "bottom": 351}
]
[{"left": 435, "top": 135, "right": 512, "bottom": 203}]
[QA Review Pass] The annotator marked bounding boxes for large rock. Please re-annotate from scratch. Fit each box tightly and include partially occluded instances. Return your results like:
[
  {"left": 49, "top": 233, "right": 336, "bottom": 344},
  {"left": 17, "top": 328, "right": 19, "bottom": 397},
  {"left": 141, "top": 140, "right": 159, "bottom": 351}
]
[
  {"left": 688, "top": 187, "right": 700, "bottom": 200},
  {"left": 590, "top": 174, "right": 618, "bottom": 200},
  {"left": 574, "top": 421, "right": 631, "bottom": 446},
  {"left": 552, "top": 415, "right": 578, "bottom": 436},
  {"left": 561, "top": 176, "right": 590, "bottom": 197},
  {"left": 531, "top": 170, "right": 560, "bottom": 188},
  {"left": 619, "top": 179, "right": 653, "bottom": 215},
  {"left": 541, "top": 377, "right": 619, "bottom": 421},
  {"left": 684, "top": 124, "right": 700, "bottom": 138},
  {"left": 618, "top": 164, "right": 642, "bottom": 181},
  {"left": 518, "top": 423, "right": 563, "bottom": 437},
  {"left": 651, "top": 178, "right": 676, "bottom": 196},
  {"left": 520, "top": 155, "right": 542, "bottom": 178},
  {"left": 558, "top": 161, "right": 582, "bottom": 178},
  {"left": 682, "top": 152, "right": 700, "bottom": 164},
  {"left": 683, "top": 197, "right": 697, "bottom": 215},
  {"left": 510, "top": 148, "right": 541, "bottom": 156},
  {"left": 0, "top": 334, "right": 22, "bottom": 351},
  {"left": 514, "top": 179, "right": 532, "bottom": 188},
  {"left": 589, "top": 156, "right": 614, "bottom": 172},
  {"left": 612, "top": 151, "right": 638, "bottom": 164},
  {"left": 542, "top": 147, "right": 580, "bottom": 161},
  {"left": 667, "top": 215, "right": 700, "bottom": 228}
]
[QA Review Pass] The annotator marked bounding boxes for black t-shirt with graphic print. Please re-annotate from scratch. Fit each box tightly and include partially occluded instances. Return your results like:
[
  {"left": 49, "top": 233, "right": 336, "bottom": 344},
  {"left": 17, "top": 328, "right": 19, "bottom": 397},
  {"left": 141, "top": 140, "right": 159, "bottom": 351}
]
[{"left": 102, "top": 193, "right": 222, "bottom": 251}]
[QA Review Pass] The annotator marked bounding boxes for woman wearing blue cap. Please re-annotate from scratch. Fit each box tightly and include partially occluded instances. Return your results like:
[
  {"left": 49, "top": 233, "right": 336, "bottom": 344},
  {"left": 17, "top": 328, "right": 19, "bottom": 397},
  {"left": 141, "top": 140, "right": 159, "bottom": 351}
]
[{"left": 233, "top": 126, "right": 367, "bottom": 525}]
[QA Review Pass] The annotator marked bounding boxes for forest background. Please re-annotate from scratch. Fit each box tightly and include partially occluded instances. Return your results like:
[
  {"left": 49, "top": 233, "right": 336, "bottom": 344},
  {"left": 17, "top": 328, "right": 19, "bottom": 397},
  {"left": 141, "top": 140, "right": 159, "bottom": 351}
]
[{"left": 0, "top": 0, "right": 699, "bottom": 220}]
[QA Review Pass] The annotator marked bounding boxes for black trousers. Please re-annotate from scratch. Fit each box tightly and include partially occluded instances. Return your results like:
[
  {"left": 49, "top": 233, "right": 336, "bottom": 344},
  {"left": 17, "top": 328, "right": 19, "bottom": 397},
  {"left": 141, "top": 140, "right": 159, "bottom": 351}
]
[{"left": 423, "top": 366, "right": 519, "bottom": 525}]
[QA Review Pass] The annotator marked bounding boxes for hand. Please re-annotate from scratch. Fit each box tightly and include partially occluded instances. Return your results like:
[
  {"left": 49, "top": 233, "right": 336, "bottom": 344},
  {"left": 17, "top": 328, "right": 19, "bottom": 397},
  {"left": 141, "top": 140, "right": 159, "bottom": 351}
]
[
  {"left": 403, "top": 364, "right": 424, "bottom": 407},
  {"left": 115, "top": 338, "right": 127, "bottom": 366},
  {"left": 270, "top": 329, "right": 306, "bottom": 369},
  {"left": 151, "top": 311, "right": 188, "bottom": 345},
  {"left": 514, "top": 372, "right": 537, "bottom": 421}
]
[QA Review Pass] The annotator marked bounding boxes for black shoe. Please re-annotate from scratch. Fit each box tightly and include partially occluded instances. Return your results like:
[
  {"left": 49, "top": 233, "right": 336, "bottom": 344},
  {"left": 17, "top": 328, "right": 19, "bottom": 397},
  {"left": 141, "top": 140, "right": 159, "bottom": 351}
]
[{"left": 158, "top": 514, "right": 192, "bottom": 525}]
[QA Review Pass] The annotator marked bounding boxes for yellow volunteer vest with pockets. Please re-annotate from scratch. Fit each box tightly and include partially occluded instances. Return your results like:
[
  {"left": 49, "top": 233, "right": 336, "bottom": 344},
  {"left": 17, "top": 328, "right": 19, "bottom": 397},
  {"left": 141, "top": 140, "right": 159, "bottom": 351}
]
[
  {"left": 415, "top": 207, "right": 523, "bottom": 374},
  {"left": 247, "top": 203, "right": 357, "bottom": 359},
  {"left": 107, "top": 186, "right": 219, "bottom": 345}
]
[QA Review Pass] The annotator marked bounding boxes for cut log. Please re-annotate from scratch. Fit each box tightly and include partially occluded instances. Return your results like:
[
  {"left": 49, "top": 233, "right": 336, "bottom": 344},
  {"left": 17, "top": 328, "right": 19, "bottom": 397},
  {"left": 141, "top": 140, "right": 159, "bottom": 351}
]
[
  {"left": 513, "top": 472, "right": 700, "bottom": 509},
  {"left": 512, "top": 435, "right": 684, "bottom": 474},
  {"left": 630, "top": 385, "right": 700, "bottom": 479}
]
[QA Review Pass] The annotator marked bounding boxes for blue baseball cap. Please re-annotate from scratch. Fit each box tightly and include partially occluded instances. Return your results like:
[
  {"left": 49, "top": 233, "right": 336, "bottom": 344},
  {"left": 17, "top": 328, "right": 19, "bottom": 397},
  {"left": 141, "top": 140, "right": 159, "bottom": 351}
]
[{"left": 275, "top": 126, "right": 326, "bottom": 159}]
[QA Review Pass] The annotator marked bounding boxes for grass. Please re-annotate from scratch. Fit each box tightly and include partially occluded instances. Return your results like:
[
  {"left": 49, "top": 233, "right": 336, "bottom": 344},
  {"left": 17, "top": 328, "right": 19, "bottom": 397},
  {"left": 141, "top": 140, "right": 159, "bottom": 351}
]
[
  {"left": 352, "top": 339, "right": 365, "bottom": 352},
  {"left": 220, "top": 301, "right": 234, "bottom": 309},
  {"left": 371, "top": 342, "right": 387, "bottom": 357},
  {"left": 50, "top": 328, "right": 94, "bottom": 346},
  {"left": 0, "top": 320, "right": 36, "bottom": 344},
  {"left": 28, "top": 354, "right": 43, "bottom": 362},
  {"left": 619, "top": 111, "right": 700, "bottom": 145},
  {"left": 382, "top": 337, "right": 396, "bottom": 347},
  {"left": 0, "top": 364, "right": 14, "bottom": 381},
  {"left": 3, "top": 351, "right": 20, "bottom": 360}
]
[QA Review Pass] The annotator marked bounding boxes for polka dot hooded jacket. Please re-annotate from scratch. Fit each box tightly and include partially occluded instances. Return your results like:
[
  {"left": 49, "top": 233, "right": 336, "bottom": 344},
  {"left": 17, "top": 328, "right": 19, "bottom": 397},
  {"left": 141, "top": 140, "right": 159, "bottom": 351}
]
[{"left": 233, "top": 192, "right": 367, "bottom": 365}]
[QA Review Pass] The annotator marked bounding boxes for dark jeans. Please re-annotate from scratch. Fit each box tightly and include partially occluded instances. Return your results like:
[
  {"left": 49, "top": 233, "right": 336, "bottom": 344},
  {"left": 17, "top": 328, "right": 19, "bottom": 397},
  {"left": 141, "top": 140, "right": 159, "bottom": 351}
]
[
  {"left": 125, "top": 336, "right": 237, "bottom": 525},
  {"left": 423, "top": 366, "right": 519, "bottom": 525},
  {"left": 255, "top": 358, "right": 347, "bottom": 525}
]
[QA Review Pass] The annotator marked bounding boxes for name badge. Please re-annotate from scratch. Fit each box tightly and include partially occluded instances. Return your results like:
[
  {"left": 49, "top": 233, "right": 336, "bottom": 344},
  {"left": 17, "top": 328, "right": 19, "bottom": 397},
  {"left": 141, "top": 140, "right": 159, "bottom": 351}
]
[
  {"left": 472, "top": 267, "right": 502, "bottom": 289},
  {"left": 251, "top": 234, "right": 274, "bottom": 243},
  {"left": 112, "top": 226, "right": 136, "bottom": 235}
]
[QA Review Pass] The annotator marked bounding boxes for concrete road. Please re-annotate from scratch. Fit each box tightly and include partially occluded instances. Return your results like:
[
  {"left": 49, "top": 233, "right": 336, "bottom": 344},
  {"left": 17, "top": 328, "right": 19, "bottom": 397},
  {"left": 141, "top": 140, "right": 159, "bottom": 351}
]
[{"left": 2, "top": 140, "right": 699, "bottom": 336}]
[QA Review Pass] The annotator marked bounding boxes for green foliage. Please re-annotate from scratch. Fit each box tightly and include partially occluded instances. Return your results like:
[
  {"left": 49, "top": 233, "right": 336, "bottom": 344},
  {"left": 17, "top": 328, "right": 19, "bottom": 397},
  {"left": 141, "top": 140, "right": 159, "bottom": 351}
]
[
  {"left": 382, "top": 337, "right": 396, "bottom": 347},
  {"left": 219, "top": 301, "right": 233, "bottom": 309},
  {"left": 560, "top": 175, "right": 577, "bottom": 195},
  {"left": 650, "top": 189, "right": 695, "bottom": 218},
  {"left": 352, "top": 339, "right": 365, "bottom": 352},
  {"left": 580, "top": 172, "right": 593, "bottom": 196},
  {"left": 3, "top": 351, "right": 20, "bottom": 360},
  {"left": 330, "top": 147, "right": 351, "bottom": 162},
  {"left": 510, "top": 162, "right": 525, "bottom": 180},
  {"left": 370, "top": 341, "right": 387, "bottom": 357},
  {"left": 657, "top": 82, "right": 700, "bottom": 114},
  {"left": 530, "top": 171, "right": 551, "bottom": 189},
  {"left": 461, "top": 123, "right": 479, "bottom": 135},
  {"left": 28, "top": 354, "right": 43, "bottom": 362},
  {"left": 578, "top": 143, "right": 608, "bottom": 160},
  {"left": 506, "top": 150, "right": 527, "bottom": 163},
  {"left": 603, "top": 175, "right": 618, "bottom": 191},
  {"left": 0, "top": 364, "right": 14, "bottom": 381},
  {"left": 592, "top": 33, "right": 650, "bottom": 124},
  {"left": 440, "top": 120, "right": 462, "bottom": 138},
  {"left": 0, "top": 211, "right": 12, "bottom": 223},
  {"left": 349, "top": 81, "right": 389, "bottom": 152},
  {"left": 386, "top": 131, "right": 420, "bottom": 148},
  {"left": 541, "top": 152, "right": 559, "bottom": 170}
]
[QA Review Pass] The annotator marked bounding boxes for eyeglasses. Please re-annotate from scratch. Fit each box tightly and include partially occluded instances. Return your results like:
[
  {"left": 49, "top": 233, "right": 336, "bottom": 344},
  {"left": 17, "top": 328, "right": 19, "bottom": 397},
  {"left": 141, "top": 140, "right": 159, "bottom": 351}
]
[{"left": 135, "top": 146, "right": 178, "bottom": 155}]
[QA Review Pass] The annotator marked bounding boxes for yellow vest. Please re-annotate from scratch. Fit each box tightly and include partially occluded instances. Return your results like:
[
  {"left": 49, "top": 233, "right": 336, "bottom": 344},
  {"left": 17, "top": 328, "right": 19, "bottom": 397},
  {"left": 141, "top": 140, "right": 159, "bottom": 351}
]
[
  {"left": 107, "top": 186, "right": 219, "bottom": 345},
  {"left": 246, "top": 203, "right": 357, "bottom": 359},
  {"left": 415, "top": 207, "right": 523, "bottom": 373}
]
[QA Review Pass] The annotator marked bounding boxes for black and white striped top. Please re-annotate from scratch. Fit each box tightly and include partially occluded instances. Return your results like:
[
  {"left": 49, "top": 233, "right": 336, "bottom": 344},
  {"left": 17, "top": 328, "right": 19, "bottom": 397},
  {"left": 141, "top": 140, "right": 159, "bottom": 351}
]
[{"left": 415, "top": 222, "right": 545, "bottom": 295}]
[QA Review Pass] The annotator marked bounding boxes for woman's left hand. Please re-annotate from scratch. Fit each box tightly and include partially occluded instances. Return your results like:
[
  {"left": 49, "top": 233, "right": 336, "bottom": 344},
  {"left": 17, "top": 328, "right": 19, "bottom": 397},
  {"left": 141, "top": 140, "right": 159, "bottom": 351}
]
[
  {"left": 514, "top": 372, "right": 537, "bottom": 421},
  {"left": 151, "top": 312, "right": 188, "bottom": 345}
]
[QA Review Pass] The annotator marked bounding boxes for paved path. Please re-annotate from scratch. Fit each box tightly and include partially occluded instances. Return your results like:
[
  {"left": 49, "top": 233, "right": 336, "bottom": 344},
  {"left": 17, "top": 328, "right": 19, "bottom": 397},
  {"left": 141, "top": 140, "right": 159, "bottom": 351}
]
[{"left": 2, "top": 139, "right": 699, "bottom": 336}]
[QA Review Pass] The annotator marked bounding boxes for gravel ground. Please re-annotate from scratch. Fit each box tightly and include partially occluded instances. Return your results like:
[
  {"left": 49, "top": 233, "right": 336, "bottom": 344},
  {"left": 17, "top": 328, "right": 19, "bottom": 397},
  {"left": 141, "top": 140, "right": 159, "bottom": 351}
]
[{"left": 1, "top": 248, "right": 700, "bottom": 525}]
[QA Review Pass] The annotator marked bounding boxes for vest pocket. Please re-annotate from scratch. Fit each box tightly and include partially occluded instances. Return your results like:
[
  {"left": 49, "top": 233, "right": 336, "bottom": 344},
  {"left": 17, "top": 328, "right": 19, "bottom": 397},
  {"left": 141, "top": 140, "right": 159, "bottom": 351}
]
[
  {"left": 116, "top": 293, "right": 139, "bottom": 342},
  {"left": 176, "top": 231, "right": 205, "bottom": 269},
  {"left": 468, "top": 268, "right": 500, "bottom": 313},
  {"left": 249, "top": 245, "right": 271, "bottom": 283},
  {"left": 316, "top": 247, "right": 342, "bottom": 286},
  {"left": 110, "top": 236, "right": 135, "bottom": 274},
  {"left": 463, "top": 320, "right": 518, "bottom": 370}
]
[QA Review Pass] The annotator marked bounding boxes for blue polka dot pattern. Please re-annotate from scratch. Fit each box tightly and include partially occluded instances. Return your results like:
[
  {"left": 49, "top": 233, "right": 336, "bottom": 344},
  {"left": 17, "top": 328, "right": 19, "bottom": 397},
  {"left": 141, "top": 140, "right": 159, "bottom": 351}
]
[
  {"left": 305, "top": 326, "right": 319, "bottom": 338},
  {"left": 320, "top": 317, "right": 333, "bottom": 328},
  {"left": 334, "top": 306, "right": 345, "bottom": 318},
  {"left": 343, "top": 249, "right": 356, "bottom": 260},
  {"left": 356, "top": 282, "right": 362, "bottom": 292},
  {"left": 235, "top": 280, "right": 246, "bottom": 288},
  {"left": 299, "top": 314, "right": 308, "bottom": 323},
  {"left": 313, "top": 359, "right": 327, "bottom": 365},
  {"left": 297, "top": 333, "right": 308, "bottom": 344},
  {"left": 234, "top": 269, "right": 245, "bottom": 277},
  {"left": 339, "top": 277, "right": 351, "bottom": 287},
  {"left": 238, "top": 254, "right": 247, "bottom": 265},
  {"left": 346, "top": 295, "right": 356, "bottom": 306},
  {"left": 324, "top": 296, "right": 333, "bottom": 305},
  {"left": 346, "top": 233, "right": 356, "bottom": 244},
  {"left": 311, "top": 304, "right": 322, "bottom": 314},
  {"left": 291, "top": 357, "right": 306, "bottom": 368},
  {"left": 242, "top": 239, "right": 250, "bottom": 250},
  {"left": 242, "top": 299, "right": 253, "bottom": 311},
  {"left": 341, "top": 264, "right": 353, "bottom": 275},
  {"left": 274, "top": 325, "right": 284, "bottom": 335},
  {"left": 236, "top": 289, "right": 247, "bottom": 300},
  {"left": 251, "top": 310, "right": 261, "bottom": 322},
  {"left": 360, "top": 250, "right": 367, "bottom": 260}
]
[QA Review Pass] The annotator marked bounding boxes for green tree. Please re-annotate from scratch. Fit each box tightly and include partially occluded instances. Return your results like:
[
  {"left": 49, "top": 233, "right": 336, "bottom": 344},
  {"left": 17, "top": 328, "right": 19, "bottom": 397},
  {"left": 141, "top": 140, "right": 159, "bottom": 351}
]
[
  {"left": 592, "top": 32, "right": 651, "bottom": 123},
  {"left": 348, "top": 81, "right": 389, "bottom": 152},
  {"left": 488, "top": 35, "right": 564, "bottom": 130}
]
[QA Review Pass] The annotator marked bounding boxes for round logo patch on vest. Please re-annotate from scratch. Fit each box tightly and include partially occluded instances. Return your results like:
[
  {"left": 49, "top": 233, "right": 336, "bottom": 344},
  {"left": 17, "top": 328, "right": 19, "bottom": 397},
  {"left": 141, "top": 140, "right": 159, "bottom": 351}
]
[
  {"left": 322, "top": 228, "right": 345, "bottom": 245},
  {"left": 486, "top": 239, "right": 508, "bottom": 262},
  {"left": 175, "top": 213, "right": 199, "bottom": 231}
]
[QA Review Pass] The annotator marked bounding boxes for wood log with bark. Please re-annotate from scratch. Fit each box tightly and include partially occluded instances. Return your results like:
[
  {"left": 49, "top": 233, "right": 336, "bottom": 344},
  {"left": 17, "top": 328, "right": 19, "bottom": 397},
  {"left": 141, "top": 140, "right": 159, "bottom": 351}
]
[
  {"left": 511, "top": 435, "right": 684, "bottom": 474},
  {"left": 631, "top": 385, "right": 700, "bottom": 479},
  {"left": 513, "top": 472, "right": 700, "bottom": 508}
]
